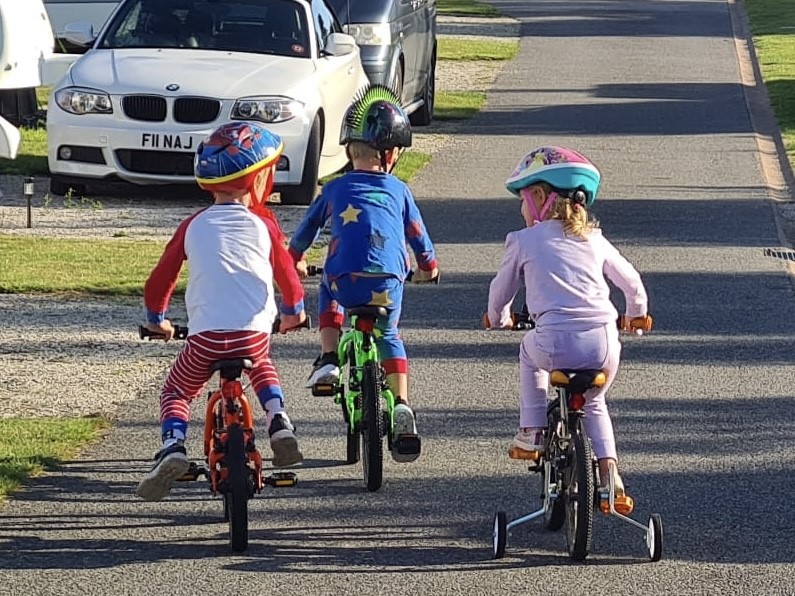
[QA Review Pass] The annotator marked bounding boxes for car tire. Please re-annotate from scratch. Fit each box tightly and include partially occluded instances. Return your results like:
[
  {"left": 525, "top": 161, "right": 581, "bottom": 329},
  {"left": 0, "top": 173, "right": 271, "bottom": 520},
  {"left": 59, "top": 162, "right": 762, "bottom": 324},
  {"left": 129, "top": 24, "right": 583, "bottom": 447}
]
[
  {"left": 410, "top": 48, "right": 435, "bottom": 127},
  {"left": 392, "top": 62, "right": 404, "bottom": 104},
  {"left": 49, "top": 176, "right": 85, "bottom": 198},
  {"left": 279, "top": 117, "right": 321, "bottom": 206}
]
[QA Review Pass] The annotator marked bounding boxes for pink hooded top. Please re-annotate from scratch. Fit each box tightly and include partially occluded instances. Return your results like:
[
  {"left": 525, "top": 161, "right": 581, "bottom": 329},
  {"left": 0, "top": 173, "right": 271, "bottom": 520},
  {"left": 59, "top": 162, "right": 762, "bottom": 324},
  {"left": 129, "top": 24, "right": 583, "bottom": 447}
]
[{"left": 488, "top": 220, "right": 648, "bottom": 331}]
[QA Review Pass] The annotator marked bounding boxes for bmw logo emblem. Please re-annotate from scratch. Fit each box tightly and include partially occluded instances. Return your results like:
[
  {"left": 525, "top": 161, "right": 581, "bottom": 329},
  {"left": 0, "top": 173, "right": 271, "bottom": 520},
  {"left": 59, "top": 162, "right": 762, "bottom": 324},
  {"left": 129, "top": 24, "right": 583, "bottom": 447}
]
[{"left": 166, "top": 83, "right": 180, "bottom": 91}]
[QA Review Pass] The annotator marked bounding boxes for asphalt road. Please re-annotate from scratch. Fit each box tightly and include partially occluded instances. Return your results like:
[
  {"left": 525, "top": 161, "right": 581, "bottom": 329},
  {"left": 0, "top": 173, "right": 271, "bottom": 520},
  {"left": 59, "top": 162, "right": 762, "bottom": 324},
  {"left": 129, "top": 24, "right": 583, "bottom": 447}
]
[{"left": 1, "top": 1, "right": 794, "bottom": 594}]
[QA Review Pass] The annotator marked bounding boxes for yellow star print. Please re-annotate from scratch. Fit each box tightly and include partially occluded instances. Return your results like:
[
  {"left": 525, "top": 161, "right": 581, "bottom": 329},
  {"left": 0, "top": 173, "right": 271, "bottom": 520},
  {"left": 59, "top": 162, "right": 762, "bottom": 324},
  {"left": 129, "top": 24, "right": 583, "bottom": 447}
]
[
  {"left": 331, "top": 281, "right": 339, "bottom": 292},
  {"left": 339, "top": 203, "right": 362, "bottom": 225},
  {"left": 369, "top": 290, "right": 393, "bottom": 307}
]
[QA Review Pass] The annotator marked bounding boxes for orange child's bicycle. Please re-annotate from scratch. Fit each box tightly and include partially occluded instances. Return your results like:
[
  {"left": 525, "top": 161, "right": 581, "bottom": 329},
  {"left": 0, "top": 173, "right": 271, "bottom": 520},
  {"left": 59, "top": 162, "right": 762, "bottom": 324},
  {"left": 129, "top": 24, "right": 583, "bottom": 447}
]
[{"left": 139, "top": 321, "right": 304, "bottom": 553}]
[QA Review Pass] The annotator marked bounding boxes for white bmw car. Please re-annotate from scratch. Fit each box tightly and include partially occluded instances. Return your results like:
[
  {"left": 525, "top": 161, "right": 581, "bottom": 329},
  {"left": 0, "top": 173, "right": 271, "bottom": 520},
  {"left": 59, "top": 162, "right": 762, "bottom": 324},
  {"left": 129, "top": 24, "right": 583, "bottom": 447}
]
[{"left": 47, "top": 0, "right": 369, "bottom": 205}]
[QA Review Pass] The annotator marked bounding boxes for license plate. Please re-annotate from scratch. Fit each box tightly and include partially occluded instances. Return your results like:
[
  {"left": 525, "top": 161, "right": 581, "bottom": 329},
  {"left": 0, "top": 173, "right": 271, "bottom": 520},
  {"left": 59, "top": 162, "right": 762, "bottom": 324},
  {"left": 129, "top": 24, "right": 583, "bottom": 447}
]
[{"left": 141, "top": 132, "right": 195, "bottom": 150}]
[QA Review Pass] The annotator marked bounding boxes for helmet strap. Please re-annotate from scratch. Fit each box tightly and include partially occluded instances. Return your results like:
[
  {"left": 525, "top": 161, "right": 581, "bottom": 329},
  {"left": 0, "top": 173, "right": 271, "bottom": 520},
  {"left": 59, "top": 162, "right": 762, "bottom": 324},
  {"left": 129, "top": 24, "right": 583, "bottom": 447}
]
[{"left": 521, "top": 187, "right": 558, "bottom": 224}]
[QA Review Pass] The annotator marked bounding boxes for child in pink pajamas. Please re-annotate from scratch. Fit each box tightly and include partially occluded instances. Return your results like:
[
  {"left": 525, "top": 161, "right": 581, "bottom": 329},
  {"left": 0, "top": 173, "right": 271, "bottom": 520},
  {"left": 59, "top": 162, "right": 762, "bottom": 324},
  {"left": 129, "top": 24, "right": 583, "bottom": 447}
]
[{"left": 487, "top": 146, "right": 649, "bottom": 506}]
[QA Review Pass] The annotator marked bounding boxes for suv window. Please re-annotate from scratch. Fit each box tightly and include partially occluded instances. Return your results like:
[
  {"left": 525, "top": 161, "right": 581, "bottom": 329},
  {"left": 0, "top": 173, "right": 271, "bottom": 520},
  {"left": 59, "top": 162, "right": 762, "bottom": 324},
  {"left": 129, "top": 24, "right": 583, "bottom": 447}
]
[
  {"left": 99, "top": 0, "right": 311, "bottom": 58},
  {"left": 310, "top": 0, "right": 340, "bottom": 52}
]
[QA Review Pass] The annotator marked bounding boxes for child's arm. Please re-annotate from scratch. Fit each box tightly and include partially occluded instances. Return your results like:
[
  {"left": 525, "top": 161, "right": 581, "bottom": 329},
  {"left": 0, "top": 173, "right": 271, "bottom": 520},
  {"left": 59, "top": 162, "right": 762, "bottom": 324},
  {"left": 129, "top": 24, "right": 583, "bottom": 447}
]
[
  {"left": 143, "top": 217, "right": 191, "bottom": 324},
  {"left": 487, "top": 232, "right": 523, "bottom": 329},
  {"left": 602, "top": 239, "right": 648, "bottom": 317},
  {"left": 403, "top": 188, "right": 437, "bottom": 272},
  {"left": 261, "top": 217, "right": 305, "bottom": 317},
  {"left": 287, "top": 191, "right": 331, "bottom": 264}
]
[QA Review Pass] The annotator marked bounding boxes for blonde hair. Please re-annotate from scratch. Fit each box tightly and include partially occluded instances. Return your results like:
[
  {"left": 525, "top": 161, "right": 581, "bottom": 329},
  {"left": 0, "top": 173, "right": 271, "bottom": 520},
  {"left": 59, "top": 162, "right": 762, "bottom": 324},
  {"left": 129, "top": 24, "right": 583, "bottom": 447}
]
[
  {"left": 538, "top": 182, "right": 598, "bottom": 239},
  {"left": 347, "top": 141, "right": 380, "bottom": 161}
]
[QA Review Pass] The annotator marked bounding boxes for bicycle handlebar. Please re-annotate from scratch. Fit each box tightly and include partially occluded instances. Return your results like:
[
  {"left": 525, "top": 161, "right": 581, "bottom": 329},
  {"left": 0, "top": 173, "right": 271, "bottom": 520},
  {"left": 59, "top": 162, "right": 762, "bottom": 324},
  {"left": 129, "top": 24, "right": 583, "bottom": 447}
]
[
  {"left": 305, "top": 265, "right": 440, "bottom": 284},
  {"left": 483, "top": 312, "right": 653, "bottom": 333},
  {"left": 138, "top": 315, "right": 312, "bottom": 341}
]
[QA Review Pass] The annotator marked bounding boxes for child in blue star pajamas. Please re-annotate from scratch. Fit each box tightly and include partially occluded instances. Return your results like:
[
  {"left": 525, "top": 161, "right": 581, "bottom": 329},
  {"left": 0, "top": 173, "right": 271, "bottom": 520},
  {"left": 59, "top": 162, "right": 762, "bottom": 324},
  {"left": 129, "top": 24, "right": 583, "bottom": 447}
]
[{"left": 289, "top": 85, "right": 438, "bottom": 462}]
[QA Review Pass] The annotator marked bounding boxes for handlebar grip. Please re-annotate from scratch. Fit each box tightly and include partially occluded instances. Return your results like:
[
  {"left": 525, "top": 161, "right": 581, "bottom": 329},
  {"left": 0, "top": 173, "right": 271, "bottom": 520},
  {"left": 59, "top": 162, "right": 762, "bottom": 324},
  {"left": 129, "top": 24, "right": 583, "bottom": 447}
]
[
  {"left": 138, "top": 325, "right": 188, "bottom": 340},
  {"left": 482, "top": 313, "right": 491, "bottom": 329},
  {"left": 407, "top": 270, "right": 441, "bottom": 284}
]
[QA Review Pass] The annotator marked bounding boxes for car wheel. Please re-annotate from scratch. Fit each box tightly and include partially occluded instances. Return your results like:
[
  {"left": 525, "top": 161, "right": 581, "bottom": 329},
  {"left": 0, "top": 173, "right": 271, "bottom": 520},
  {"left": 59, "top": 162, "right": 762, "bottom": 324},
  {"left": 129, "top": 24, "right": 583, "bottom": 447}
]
[
  {"left": 392, "top": 62, "right": 404, "bottom": 104},
  {"left": 410, "top": 48, "right": 435, "bottom": 127},
  {"left": 279, "top": 117, "right": 321, "bottom": 206},
  {"left": 49, "top": 176, "right": 85, "bottom": 198}
]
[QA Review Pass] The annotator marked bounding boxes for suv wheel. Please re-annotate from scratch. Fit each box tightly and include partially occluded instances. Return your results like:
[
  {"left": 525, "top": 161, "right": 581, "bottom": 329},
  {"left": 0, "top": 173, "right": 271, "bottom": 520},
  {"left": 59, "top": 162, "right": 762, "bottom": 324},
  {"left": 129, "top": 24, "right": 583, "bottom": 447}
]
[{"left": 410, "top": 49, "right": 435, "bottom": 127}]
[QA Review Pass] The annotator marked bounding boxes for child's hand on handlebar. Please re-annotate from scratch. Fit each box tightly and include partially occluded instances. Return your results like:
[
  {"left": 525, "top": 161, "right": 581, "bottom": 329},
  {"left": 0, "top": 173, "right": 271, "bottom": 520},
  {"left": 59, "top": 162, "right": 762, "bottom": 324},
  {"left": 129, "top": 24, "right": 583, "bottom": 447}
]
[
  {"left": 618, "top": 314, "right": 653, "bottom": 335},
  {"left": 278, "top": 311, "right": 307, "bottom": 334},
  {"left": 295, "top": 259, "right": 309, "bottom": 279},
  {"left": 144, "top": 320, "right": 175, "bottom": 342},
  {"left": 482, "top": 313, "right": 515, "bottom": 331},
  {"left": 412, "top": 267, "right": 439, "bottom": 284}
]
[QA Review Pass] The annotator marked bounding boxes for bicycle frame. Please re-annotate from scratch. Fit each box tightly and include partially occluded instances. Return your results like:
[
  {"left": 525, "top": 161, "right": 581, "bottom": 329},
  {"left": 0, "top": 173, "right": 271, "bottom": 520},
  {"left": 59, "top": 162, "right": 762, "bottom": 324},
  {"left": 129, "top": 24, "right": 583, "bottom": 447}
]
[
  {"left": 336, "top": 314, "right": 397, "bottom": 436},
  {"left": 202, "top": 372, "right": 264, "bottom": 495}
]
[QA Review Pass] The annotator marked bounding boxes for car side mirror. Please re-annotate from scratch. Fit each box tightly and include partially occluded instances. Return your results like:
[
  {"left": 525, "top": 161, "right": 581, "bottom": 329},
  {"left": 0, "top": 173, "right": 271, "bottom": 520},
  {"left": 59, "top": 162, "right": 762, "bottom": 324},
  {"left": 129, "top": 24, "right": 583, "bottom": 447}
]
[
  {"left": 323, "top": 32, "right": 356, "bottom": 56},
  {"left": 62, "top": 22, "right": 96, "bottom": 47}
]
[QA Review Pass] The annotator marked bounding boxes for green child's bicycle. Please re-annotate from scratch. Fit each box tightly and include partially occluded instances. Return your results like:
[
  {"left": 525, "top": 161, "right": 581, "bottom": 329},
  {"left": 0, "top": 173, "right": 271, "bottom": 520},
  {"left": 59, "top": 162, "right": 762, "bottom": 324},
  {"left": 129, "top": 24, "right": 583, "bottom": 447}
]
[{"left": 308, "top": 266, "right": 432, "bottom": 491}]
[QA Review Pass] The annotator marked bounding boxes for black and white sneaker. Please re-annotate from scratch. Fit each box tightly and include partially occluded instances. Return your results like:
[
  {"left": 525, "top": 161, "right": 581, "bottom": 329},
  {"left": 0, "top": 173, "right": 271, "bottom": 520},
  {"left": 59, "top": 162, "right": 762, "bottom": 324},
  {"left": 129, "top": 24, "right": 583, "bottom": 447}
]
[
  {"left": 305, "top": 351, "right": 340, "bottom": 387},
  {"left": 391, "top": 402, "right": 421, "bottom": 463},
  {"left": 268, "top": 413, "right": 303, "bottom": 468},
  {"left": 136, "top": 442, "right": 190, "bottom": 502}
]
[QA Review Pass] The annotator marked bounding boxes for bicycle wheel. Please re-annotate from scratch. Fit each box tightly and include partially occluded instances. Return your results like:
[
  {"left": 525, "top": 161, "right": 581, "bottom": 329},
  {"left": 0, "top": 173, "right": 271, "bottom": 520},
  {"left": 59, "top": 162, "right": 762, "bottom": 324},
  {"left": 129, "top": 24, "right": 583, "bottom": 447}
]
[
  {"left": 224, "top": 423, "right": 250, "bottom": 552},
  {"left": 360, "top": 360, "right": 384, "bottom": 492},
  {"left": 543, "top": 406, "right": 565, "bottom": 531},
  {"left": 564, "top": 419, "right": 595, "bottom": 560}
]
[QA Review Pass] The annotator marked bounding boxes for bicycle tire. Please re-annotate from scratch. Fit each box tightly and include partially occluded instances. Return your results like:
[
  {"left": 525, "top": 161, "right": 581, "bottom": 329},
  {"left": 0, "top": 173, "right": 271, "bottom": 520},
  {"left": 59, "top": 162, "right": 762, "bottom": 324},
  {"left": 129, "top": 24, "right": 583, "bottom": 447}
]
[
  {"left": 361, "top": 360, "right": 384, "bottom": 492},
  {"left": 543, "top": 405, "right": 565, "bottom": 531},
  {"left": 565, "top": 418, "right": 595, "bottom": 561},
  {"left": 225, "top": 422, "right": 250, "bottom": 552}
]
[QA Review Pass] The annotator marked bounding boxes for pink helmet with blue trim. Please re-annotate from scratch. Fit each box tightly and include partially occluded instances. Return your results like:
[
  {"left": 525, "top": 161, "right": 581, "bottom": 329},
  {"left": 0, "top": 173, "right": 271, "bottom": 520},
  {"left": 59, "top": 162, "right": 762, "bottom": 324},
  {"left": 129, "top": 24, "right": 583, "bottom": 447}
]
[{"left": 505, "top": 146, "right": 602, "bottom": 206}]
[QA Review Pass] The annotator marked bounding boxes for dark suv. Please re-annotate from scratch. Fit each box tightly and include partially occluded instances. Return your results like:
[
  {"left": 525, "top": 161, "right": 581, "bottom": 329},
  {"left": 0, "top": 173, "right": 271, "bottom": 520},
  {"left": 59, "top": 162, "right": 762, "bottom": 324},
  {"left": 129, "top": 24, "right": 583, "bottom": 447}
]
[{"left": 328, "top": 0, "right": 436, "bottom": 126}]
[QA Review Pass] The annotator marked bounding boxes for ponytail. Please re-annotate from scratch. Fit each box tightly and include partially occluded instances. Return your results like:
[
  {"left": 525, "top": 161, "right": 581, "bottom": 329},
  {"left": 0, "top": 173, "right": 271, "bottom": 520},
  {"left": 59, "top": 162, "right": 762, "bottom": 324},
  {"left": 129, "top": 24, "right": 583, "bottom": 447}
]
[{"left": 546, "top": 186, "right": 597, "bottom": 239}]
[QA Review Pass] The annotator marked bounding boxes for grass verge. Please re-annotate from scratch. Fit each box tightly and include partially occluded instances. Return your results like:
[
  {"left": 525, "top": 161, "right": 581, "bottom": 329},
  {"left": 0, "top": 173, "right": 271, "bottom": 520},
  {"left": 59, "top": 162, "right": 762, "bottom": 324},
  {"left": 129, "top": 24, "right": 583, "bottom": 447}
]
[
  {"left": 0, "top": 416, "right": 109, "bottom": 498},
  {"left": 438, "top": 37, "right": 518, "bottom": 61},
  {"left": 0, "top": 127, "right": 48, "bottom": 176},
  {"left": 435, "top": 91, "right": 486, "bottom": 120},
  {"left": 437, "top": 0, "right": 501, "bottom": 17},
  {"left": 744, "top": 0, "right": 795, "bottom": 168}
]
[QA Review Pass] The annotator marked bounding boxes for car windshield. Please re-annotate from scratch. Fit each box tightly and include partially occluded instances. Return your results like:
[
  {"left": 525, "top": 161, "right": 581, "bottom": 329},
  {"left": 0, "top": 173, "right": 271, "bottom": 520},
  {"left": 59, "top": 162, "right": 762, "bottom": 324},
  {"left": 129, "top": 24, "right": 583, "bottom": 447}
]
[{"left": 98, "top": 0, "right": 311, "bottom": 58}]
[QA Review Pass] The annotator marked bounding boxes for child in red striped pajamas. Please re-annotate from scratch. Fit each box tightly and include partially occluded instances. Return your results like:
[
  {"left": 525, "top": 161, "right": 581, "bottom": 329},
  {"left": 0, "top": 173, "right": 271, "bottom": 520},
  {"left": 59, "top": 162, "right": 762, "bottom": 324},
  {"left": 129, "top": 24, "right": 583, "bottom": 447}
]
[{"left": 136, "top": 122, "right": 306, "bottom": 502}]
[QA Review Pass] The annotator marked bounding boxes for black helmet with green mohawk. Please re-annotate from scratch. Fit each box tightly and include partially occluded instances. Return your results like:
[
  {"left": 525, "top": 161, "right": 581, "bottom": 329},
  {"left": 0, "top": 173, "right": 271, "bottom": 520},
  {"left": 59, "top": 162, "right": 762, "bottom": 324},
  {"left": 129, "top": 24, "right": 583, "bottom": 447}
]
[{"left": 340, "top": 84, "right": 412, "bottom": 152}]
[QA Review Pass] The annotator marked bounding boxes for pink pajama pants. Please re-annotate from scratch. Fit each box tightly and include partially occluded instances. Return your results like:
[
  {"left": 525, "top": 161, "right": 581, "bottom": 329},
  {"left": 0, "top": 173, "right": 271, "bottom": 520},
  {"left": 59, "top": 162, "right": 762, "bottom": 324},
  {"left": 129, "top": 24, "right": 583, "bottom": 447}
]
[{"left": 519, "top": 324, "right": 621, "bottom": 460}]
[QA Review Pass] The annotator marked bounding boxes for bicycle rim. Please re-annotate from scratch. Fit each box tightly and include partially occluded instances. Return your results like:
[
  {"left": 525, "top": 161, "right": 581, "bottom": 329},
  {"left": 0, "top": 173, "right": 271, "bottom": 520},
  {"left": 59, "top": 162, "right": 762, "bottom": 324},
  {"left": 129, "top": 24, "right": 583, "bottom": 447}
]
[
  {"left": 225, "top": 423, "right": 250, "bottom": 552},
  {"left": 565, "top": 418, "right": 595, "bottom": 560},
  {"left": 361, "top": 360, "right": 384, "bottom": 492},
  {"left": 543, "top": 405, "right": 565, "bottom": 531}
]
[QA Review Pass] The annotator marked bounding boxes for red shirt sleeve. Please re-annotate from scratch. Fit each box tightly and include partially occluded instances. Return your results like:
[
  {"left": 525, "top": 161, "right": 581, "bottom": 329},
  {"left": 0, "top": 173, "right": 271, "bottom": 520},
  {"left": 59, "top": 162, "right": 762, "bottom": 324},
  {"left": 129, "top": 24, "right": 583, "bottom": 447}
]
[
  {"left": 143, "top": 214, "right": 195, "bottom": 322},
  {"left": 260, "top": 215, "right": 305, "bottom": 315}
]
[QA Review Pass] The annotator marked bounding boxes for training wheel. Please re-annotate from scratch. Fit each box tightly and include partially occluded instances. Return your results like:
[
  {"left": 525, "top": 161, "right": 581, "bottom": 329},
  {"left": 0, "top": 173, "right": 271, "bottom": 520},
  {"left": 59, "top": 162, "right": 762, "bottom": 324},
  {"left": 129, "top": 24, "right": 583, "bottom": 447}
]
[
  {"left": 492, "top": 511, "right": 507, "bottom": 559},
  {"left": 647, "top": 513, "right": 664, "bottom": 562}
]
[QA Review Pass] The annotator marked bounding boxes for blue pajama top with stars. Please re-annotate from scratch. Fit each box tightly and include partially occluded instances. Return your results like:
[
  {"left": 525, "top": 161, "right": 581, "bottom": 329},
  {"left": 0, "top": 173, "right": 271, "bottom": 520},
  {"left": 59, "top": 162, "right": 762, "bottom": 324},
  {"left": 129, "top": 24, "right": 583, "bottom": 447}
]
[{"left": 288, "top": 170, "right": 438, "bottom": 280}]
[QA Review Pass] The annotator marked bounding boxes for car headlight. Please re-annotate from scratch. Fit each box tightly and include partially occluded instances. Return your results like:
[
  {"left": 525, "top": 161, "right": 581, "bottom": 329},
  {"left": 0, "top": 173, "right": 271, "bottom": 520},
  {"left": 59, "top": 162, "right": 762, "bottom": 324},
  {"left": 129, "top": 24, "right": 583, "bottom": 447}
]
[
  {"left": 231, "top": 97, "right": 305, "bottom": 124},
  {"left": 343, "top": 23, "right": 391, "bottom": 46},
  {"left": 54, "top": 87, "right": 113, "bottom": 115}
]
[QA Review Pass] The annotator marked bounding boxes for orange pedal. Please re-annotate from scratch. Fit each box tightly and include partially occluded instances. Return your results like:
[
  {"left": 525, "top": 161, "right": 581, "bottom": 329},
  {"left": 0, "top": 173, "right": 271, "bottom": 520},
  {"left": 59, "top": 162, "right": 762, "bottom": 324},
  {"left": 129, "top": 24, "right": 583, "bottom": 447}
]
[
  {"left": 600, "top": 495, "right": 635, "bottom": 515},
  {"left": 508, "top": 446, "right": 541, "bottom": 461}
]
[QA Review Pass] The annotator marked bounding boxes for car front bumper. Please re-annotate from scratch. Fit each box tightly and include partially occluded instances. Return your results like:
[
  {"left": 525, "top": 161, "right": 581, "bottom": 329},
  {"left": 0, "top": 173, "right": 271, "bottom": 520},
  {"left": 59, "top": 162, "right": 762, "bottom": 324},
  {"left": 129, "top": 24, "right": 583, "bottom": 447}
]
[{"left": 47, "top": 97, "right": 313, "bottom": 187}]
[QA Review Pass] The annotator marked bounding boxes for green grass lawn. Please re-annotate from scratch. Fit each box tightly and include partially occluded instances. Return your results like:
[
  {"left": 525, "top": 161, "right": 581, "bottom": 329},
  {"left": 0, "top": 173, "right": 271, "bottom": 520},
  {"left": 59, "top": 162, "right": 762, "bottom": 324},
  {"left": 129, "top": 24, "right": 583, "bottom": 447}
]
[
  {"left": 438, "top": 37, "right": 518, "bottom": 61},
  {"left": 0, "top": 127, "right": 48, "bottom": 176},
  {"left": 437, "top": 0, "right": 501, "bottom": 17},
  {"left": 435, "top": 91, "right": 486, "bottom": 120},
  {"left": 0, "top": 416, "right": 109, "bottom": 498},
  {"left": 744, "top": 0, "right": 795, "bottom": 168}
]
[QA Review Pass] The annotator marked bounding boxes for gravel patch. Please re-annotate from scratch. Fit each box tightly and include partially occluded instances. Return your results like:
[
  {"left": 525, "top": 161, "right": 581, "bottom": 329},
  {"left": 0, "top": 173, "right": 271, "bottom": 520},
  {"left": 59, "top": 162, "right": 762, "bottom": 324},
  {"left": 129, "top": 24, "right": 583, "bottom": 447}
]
[{"left": 0, "top": 15, "right": 519, "bottom": 417}]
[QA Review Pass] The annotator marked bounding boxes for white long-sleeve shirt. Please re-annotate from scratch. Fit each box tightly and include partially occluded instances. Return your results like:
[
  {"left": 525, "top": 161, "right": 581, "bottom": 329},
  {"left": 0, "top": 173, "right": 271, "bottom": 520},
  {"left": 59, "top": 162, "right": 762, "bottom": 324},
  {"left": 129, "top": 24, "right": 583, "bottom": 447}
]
[{"left": 488, "top": 220, "right": 648, "bottom": 331}]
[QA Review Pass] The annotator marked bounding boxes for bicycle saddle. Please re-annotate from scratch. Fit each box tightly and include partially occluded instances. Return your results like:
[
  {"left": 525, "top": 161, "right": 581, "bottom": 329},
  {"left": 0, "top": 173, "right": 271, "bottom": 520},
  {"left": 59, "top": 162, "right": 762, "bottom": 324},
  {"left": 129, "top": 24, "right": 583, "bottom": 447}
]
[
  {"left": 348, "top": 306, "right": 388, "bottom": 320},
  {"left": 210, "top": 358, "right": 253, "bottom": 379},
  {"left": 550, "top": 369, "right": 607, "bottom": 392}
]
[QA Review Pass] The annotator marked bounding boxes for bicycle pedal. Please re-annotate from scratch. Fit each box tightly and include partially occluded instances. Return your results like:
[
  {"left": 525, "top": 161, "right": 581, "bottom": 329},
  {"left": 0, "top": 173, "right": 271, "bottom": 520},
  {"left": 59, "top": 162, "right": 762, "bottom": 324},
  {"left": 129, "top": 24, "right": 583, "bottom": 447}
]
[
  {"left": 263, "top": 472, "right": 298, "bottom": 488},
  {"left": 393, "top": 434, "right": 421, "bottom": 455},
  {"left": 599, "top": 494, "right": 635, "bottom": 515},
  {"left": 508, "top": 446, "right": 541, "bottom": 461},
  {"left": 312, "top": 383, "right": 337, "bottom": 397},
  {"left": 177, "top": 462, "right": 209, "bottom": 482}
]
